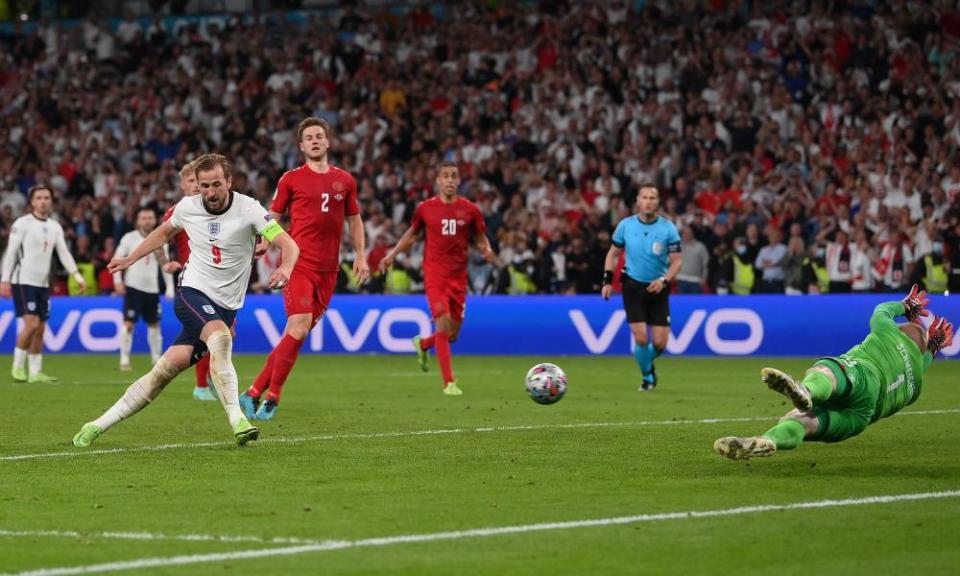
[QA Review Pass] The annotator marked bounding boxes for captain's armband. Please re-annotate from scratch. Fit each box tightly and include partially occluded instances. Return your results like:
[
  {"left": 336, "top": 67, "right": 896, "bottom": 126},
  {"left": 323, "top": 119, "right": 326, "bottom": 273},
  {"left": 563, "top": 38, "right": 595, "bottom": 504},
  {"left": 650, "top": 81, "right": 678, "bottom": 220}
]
[{"left": 261, "top": 221, "right": 284, "bottom": 242}]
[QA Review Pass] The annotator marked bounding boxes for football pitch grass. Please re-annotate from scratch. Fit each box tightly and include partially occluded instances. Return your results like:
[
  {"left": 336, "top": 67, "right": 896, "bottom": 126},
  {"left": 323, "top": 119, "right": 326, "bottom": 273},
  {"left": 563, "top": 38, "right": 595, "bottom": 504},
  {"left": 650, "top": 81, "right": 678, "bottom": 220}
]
[{"left": 1, "top": 354, "right": 958, "bottom": 575}]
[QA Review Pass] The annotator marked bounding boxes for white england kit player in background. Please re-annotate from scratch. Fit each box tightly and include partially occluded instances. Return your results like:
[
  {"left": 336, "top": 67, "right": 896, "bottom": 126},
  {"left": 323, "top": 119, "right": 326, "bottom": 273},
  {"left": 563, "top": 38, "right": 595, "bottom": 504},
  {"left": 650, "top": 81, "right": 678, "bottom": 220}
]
[
  {"left": 113, "top": 207, "right": 173, "bottom": 371},
  {"left": 73, "top": 154, "right": 299, "bottom": 447},
  {"left": 0, "top": 186, "right": 87, "bottom": 384}
]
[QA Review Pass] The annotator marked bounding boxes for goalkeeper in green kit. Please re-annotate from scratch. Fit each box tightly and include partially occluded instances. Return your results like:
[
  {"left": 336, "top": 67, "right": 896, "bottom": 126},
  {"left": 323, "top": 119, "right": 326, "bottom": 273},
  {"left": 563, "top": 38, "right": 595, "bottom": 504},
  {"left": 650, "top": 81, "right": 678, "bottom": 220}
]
[{"left": 715, "top": 285, "right": 954, "bottom": 460}]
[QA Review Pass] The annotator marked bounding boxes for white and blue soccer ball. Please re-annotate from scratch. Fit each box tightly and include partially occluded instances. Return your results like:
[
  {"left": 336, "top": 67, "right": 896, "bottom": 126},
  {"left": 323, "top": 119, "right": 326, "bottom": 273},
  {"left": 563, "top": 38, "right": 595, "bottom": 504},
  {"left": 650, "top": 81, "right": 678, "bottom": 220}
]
[{"left": 525, "top": 363, "right": 567, "bottom": 405}]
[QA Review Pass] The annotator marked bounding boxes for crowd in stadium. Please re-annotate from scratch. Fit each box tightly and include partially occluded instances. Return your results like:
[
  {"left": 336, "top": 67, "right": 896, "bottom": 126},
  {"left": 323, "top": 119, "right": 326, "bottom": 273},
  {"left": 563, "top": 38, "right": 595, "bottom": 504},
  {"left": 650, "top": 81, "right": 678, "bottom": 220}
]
[{"left": 2, "top": 0, "right": 960, "bottom": 296}]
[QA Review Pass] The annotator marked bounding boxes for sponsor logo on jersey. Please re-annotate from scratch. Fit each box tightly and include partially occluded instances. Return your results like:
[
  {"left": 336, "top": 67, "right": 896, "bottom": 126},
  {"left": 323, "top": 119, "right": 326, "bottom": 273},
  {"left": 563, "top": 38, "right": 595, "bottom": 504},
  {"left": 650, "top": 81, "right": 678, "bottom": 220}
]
[
  {"left": 208, "top": 222, "right": 220, "bottom": 239},
  {"left": 652, "top": 241, "right": 664, "bottom": 255},
  {"left": 264, "top": 213, "right": 274, "bottom": 222}
]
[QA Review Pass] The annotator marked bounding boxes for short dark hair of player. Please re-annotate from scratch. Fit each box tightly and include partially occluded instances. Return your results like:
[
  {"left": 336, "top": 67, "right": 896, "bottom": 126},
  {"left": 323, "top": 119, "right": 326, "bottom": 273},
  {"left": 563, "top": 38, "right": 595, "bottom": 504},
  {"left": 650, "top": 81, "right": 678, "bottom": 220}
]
[
  {"left": 193, "top": 153, "right": 232, "bottom": 180},
  {"left": 438, "top": 160, "right": 458, "bottom": 171},
  {"left": 28, "top": 185, "right": 53, "bottom": 202},
  {"left": 637, "top": 183, "right": 660, "bottom": 198},
  {"left": 297, "top": 117, "right": 330, "bottom": 142}
]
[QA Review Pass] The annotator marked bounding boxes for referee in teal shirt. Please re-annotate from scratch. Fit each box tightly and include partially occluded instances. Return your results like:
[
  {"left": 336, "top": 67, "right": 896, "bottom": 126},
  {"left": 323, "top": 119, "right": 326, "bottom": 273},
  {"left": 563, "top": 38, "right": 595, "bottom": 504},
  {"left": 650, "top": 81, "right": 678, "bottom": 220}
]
[{"left": 602, "top": 184, "right": 683, "bottom": 391}]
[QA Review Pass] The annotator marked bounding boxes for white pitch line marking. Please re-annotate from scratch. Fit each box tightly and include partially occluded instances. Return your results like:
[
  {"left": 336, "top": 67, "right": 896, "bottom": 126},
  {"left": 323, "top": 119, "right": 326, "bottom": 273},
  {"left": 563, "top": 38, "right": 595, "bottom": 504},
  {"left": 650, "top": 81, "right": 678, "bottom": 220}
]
[
  {"left": 0, "top": 528, "right": 320, "bottom": 545},
  {"left": 5, "top": 490, "right": 959, "bottom": 576},
  {"left": 2, "top": 409, "right": 958, "bottom": 463}
]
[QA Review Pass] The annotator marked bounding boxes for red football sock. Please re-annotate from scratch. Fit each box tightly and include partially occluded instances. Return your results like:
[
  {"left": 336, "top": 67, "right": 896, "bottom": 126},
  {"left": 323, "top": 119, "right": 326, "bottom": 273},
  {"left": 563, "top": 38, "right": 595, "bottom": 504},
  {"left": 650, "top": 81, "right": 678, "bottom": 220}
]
[
  {"left": 266, "top": 334, "right": 305, "bottom": 403},
  {"left": 247, "top": 349, "right": 275, "bottom": 399},
  {"left": 420, "top": 334, "right": 435, "bottom": 350},
  {"left": 435, "top": 330, "right": 454, "bottom": 385},
  {"left": 195, "top": 355, "right": 211, "bottom": 388}
]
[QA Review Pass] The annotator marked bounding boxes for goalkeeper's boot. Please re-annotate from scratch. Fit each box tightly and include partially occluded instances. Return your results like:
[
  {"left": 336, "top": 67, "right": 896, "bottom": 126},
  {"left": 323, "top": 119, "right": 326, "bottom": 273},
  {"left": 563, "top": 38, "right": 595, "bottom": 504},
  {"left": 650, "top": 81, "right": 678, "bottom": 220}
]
[
  {"left": 255, "top": 399, "right": 278, "bottom": 421},
  {"left": 233, "top": 418, "right": 260, "bottom": 446},
  {"left": 238, "top": 392, "right": 259, "bottom": 419},
  {"left": 761, "top": 367, "right": 812, "bottom": 412},
  {"left": 73, "top": 423, "right": 103, "bottom": 448},
  {"left": 28, "top": 372, "right": 58, "bottom": 384},
  {"left": 442, "top": 380, "right": 463, "bottom": 396},
  {"left": 193, "top": 386, "right": 218, "bottom": 402},
  {"left": 714, "top": 436, "right": 777, "bottom": 460},
  {"left": 412, "top": 336, "right": 429, "bottom": 372},
  {"left": 11, "top": 366, "right": 26, "bottom": 383}
]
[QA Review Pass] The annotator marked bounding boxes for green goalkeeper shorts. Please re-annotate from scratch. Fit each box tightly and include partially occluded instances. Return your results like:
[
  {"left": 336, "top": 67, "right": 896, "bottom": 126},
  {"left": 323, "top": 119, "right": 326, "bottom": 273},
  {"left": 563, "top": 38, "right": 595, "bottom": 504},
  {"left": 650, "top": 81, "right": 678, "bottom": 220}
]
[{"left": 809, "top": 357, "right": 881, "bottom": 443}]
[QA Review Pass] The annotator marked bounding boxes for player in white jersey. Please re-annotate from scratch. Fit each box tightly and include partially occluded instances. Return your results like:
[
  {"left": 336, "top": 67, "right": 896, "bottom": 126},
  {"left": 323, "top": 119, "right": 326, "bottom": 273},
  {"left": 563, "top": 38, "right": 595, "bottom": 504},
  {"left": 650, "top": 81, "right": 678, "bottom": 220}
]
[
  {"left": 72, "top": 154, "right": 300, "bottom": 447},
  {"left": 0, "top": 186, "right": 87, "bottom": 383},
  {"left": 114, "top": 207, "right": 173, "bottom": 371}
]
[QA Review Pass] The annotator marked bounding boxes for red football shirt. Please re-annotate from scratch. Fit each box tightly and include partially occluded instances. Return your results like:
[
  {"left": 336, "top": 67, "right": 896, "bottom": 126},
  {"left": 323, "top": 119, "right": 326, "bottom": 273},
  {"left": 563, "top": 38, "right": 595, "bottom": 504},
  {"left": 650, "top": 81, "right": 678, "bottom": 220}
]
[
  {"left": 412, "top": 196, "right": 486, "bottom": 285},
  {"left": 163, "top": 205, "right": 191, "bottom": 264},
  {"left": 271, "top": 164, "right": 360, "bottom": 273}
]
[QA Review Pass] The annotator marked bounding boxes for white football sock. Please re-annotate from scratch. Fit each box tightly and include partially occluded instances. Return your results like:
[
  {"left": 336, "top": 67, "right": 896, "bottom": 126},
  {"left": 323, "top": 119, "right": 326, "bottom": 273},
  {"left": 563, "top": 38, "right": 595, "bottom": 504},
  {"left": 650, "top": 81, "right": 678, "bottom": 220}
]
[
  {"left": 13, "top": 348, "right": 27, "bottom": 370},
  {"left": 92, "top": 357, "right": 180, "bottom": 432},
  {"left": 207, "top": 329, "right": 244, "bottom": 428},
  {"left": 147, "top": 325, "right": 162, "bottom": 364},
  {"left": 120, "top": 326, "right": 132, "bottom": 366},
  {"left": 28, "top": 354, "right": 42, "bottom": 377}
]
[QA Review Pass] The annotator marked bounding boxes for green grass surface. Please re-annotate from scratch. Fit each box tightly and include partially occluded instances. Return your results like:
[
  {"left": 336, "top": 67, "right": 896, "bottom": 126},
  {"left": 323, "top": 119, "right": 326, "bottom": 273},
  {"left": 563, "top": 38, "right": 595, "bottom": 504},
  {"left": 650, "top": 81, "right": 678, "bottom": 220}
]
[{"left": 1, "top": 354, "right": 958, "bottom": 575}]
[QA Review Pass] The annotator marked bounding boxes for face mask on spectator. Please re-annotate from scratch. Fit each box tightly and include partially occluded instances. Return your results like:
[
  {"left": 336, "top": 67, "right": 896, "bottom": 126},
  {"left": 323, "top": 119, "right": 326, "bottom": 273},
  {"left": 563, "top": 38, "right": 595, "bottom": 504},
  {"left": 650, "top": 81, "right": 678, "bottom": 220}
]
[
  {"left": 933, "top": 242, "right": 944, "bottom": 255},
  {"left": 735, "top": 245, "right": 747, "bottom": 256}
]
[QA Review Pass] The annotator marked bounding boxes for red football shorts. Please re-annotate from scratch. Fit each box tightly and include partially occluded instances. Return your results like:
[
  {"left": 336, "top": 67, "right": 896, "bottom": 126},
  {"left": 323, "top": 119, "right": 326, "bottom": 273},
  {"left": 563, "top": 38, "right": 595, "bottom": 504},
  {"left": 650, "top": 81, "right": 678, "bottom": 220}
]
[
  {"left": 282, "top": 269, "right": 338, "bottom": 324},
  {"left": 425, "top": 280, "right": 467, "bottom": 322}
]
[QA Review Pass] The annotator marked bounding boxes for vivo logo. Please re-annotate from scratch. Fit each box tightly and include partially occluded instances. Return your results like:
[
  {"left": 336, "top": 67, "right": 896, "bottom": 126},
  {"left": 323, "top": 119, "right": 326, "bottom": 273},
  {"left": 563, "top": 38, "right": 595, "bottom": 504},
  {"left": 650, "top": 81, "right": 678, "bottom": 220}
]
[
  {"left": 569, "top": 308, "right": 765, "bottom": 355},
  {"left": 0, "top": 310, "right": 124, "bottom": 352},
  {"left": 254, "top": 308, "right": 432, "bottom": 352}
]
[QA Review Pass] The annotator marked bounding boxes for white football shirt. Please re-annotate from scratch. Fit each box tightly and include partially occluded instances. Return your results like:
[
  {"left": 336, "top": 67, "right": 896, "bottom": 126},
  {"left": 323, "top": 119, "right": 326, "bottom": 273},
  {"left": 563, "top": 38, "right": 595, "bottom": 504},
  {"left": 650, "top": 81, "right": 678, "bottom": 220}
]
[
  {"left": 168, "top": 192, "right": 273, "bottom": 310},
  {"left": 114, "top": 230, "right": 164, "bottom": 294},
  {"left": 0, "top": 214, "right": 79, "bottom": 288}
]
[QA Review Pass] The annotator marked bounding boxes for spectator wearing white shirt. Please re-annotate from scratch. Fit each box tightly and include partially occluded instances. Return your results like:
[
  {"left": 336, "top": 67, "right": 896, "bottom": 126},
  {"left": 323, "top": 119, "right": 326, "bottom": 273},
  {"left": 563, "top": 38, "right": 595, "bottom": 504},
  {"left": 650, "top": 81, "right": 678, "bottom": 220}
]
[
  {"left": 755, "top": 226, "right": 787, "bottom": 293},
  {"left": 850, "top": 230, "right": 876, "bottom": 293}
]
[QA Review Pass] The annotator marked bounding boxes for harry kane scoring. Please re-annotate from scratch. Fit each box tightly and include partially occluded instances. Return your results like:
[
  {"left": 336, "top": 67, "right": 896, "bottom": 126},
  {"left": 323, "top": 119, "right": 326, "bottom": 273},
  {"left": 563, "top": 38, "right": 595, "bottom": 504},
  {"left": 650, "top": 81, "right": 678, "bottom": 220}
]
[
  {"left": 72, "top": 154, "right": 299, "bottom": 447},
  {"left": 1, "top": 185, "right": 87, "bottom": 383}
]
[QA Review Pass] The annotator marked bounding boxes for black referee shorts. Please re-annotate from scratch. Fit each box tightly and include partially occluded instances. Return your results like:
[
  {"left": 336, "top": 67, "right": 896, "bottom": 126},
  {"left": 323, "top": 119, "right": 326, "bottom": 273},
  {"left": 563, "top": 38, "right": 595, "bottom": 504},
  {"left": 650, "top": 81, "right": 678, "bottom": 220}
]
[{"left": 621, "top": 276, "right": 671, "bottom": 326}]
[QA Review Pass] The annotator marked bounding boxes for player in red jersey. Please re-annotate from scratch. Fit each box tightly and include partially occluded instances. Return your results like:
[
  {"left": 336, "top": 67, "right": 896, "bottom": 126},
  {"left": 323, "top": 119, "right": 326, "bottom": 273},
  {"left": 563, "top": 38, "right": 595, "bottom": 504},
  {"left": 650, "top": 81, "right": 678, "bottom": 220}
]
[
  {"left": 240, "top": 117, "right": 369, "bottom": 419},
  {"left": 162, "top": 161, "right": 217, "bottom": 401},
  {"left": 379, "top": 161, "right": 494, "bottom": 396}
]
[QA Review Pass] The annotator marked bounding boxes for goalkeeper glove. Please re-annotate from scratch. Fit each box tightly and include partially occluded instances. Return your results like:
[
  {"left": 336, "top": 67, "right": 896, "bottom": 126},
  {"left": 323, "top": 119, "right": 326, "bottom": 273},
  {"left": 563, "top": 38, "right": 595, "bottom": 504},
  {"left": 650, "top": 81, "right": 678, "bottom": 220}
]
[
  {"left": 901, "top": 283, "right": 930, "bottom": 323},
  {"left": 927, "top": 316, "right": 954, "bottom": 356}
]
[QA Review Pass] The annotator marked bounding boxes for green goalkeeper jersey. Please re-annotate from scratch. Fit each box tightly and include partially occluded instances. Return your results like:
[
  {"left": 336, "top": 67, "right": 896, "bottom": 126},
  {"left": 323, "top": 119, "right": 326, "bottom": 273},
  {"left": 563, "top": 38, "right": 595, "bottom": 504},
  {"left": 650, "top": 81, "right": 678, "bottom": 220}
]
[{"left": 838, "top": 302, "right": 933, "bottom": 421}]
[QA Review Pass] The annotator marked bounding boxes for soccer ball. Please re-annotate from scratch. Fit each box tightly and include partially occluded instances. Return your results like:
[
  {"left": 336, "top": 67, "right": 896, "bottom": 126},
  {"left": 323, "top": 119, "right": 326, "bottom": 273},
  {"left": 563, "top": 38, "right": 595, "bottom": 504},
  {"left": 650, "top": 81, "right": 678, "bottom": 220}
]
[{"left": 525, "top": 363, "right": 567, "bottom": 405}]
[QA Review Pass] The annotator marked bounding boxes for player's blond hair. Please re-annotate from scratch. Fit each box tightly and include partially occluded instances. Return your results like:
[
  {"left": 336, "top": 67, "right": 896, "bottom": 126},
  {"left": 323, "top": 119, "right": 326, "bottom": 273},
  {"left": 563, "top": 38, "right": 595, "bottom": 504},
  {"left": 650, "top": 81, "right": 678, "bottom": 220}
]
[
  {"left": 178, "top": 160, "right": 197, "bottom": 178},
  {"left": 193, "top": 153, "right": 232, "bottom": 181}
]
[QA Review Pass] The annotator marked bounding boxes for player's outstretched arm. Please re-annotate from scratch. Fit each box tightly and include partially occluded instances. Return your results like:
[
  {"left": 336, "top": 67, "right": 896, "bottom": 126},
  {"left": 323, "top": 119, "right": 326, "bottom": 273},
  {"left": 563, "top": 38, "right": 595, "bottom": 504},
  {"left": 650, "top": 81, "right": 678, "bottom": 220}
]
[
  {"left": 347, "top": 214, "right": 370, "bottom": 285},
  {"left": 379, "top": 226, "right": 421, "bottom": 273},
  {"left": 266, "top": 231, "right": 299, "bottom": 290},
  {"left": 108, "top": 221, "right": 181, "bottom": 274},
  {"left": 601, "top": 244, "right": 623, "bottom": 300}
]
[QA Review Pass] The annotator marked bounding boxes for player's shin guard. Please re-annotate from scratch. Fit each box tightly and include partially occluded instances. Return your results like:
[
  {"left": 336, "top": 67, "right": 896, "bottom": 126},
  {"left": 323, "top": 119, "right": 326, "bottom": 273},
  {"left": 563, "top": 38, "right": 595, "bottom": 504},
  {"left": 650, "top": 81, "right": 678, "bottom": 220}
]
[
  {"left": 147, "top": 325, "right": 162, "bottom": 364},
  {"left": 120, "top": 326, "right": 132, "bottom": 367},
  {"left": 92, "top": 357, "right": 180, "bottom": 432},
  {"left": 195, "top": 354, "right": 211, "bottom": 388},
  {"left": 207, "top": 329, "right": 244, "bottom": 428},
  {"left": 419, "top": 334, "right": 436, "bottom": 350},
  {"left": 266, "top": 334, "right": 305, "bottom": 403},
  {"left": 435, "top": 330, "right": 454, "bottom": 385},
  {"left": 761, "top": 418, "right": 806, "bottom": 451},
  {"left": 802, "top": 370, "right": 835, "bottom": 402}
]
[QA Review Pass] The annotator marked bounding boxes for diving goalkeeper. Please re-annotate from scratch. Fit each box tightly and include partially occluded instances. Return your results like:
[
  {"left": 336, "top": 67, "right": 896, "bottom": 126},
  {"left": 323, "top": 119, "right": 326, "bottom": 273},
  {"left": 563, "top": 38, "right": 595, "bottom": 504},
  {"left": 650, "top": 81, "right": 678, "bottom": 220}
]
[{"left": 715, "top": 285, "right": 953, "bottom": 460}]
